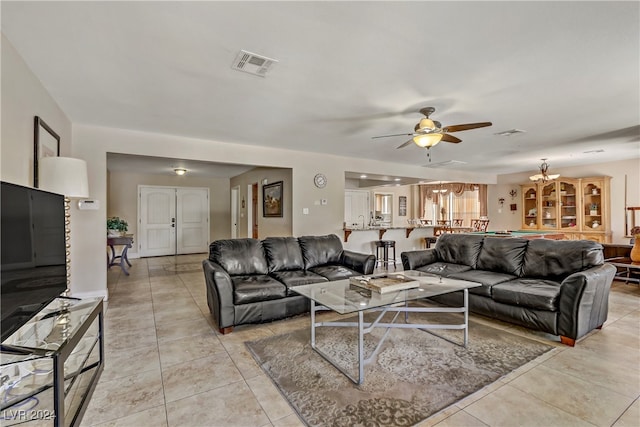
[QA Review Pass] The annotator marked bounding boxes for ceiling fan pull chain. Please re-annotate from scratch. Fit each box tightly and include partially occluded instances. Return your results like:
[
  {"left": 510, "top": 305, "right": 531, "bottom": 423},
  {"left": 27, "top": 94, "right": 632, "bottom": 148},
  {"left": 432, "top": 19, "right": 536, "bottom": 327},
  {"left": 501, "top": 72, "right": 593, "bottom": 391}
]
[{"left": 426, "top": 147, "right": 431, "bottom": 162}]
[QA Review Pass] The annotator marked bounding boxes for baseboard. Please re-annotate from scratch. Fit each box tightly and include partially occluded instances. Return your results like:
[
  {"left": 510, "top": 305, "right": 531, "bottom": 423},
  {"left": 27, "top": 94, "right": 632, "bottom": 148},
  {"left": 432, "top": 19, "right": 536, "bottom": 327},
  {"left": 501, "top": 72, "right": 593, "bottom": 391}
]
[{"left": 71, "top": 289, "right": 109, "bottom": 301}]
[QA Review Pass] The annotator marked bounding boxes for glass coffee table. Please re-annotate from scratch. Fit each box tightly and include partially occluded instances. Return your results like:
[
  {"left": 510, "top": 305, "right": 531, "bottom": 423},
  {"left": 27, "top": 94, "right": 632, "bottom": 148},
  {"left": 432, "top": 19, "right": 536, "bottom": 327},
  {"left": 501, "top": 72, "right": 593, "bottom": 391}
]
[{"left": 292, "top": 271, "right": 480, "bottom": 384}]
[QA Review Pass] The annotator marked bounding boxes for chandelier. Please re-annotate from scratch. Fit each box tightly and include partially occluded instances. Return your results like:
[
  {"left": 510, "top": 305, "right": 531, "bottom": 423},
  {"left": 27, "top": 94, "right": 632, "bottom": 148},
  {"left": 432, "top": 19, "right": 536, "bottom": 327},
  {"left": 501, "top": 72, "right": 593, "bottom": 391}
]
[{"left": 529, "top": 158, "right": 560, "bottom": 183}]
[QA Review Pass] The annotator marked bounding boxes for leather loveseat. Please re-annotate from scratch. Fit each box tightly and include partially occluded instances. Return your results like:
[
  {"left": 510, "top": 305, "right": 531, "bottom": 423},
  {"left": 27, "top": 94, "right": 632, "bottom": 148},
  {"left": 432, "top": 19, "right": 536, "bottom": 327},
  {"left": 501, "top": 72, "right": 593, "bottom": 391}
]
[
  {"left": 202, "top": 234, "right": 376, "bottom": 334},
  {"left": 401, "top": 234, "right": 616, "bottom": 346}
]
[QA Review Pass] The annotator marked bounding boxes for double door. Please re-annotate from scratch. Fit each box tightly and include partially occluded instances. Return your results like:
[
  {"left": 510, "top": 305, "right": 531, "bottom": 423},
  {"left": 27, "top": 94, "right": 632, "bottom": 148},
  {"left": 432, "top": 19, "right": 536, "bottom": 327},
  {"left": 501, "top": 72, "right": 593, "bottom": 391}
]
[{"left": 138, "top": 186, "right": 209, "bottom": 257}]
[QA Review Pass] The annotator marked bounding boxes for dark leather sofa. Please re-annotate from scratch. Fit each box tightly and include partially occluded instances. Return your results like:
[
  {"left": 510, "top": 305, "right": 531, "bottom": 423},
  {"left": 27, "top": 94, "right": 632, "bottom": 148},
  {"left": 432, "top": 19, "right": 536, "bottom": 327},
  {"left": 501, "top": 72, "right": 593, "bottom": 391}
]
[
  {"left": 401, "top": 234, "right": 616, "bottom": 346},
  {"left": 202, "top": 234, "right": 376, "bottom": 334}
]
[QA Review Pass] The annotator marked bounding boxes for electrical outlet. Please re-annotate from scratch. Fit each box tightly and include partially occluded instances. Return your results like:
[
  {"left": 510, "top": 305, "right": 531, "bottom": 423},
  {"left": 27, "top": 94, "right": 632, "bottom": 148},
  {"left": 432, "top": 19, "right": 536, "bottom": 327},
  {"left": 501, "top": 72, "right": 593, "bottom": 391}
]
[{"left": 302, "top": 208, "right": 309, "bottom": 215}]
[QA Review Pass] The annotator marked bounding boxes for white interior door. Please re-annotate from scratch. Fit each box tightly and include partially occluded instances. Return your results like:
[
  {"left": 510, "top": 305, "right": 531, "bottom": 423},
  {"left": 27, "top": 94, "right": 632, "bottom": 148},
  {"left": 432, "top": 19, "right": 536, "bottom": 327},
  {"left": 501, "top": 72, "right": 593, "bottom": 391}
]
[
  {"left": 231, "top": 186, "right": 239, "bottom": 239},
  {"left": 139, "top": 187, "right": 176, "bottom": 257},
  {"left": 344, "top": 190, "right": 370, "bottom": 228},
  {"left": 176, "top": 188, "right": 209, "bottom": 254}
]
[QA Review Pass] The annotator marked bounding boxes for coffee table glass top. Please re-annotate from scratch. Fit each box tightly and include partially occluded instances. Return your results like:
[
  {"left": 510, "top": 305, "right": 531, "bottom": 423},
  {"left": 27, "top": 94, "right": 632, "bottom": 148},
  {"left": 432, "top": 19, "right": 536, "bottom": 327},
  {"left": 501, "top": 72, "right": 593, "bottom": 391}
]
[{"left": 292, "top": 270, "right": 480, "bottom": 314}]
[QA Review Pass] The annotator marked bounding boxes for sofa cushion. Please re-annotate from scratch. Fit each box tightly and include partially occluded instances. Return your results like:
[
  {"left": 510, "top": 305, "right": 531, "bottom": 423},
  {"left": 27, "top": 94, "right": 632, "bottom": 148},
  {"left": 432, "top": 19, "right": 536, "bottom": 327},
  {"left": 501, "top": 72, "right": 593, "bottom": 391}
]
[
  {"left": 476, "top": 237, "right": 528, "bottom": 276},
  {"left": 522, "top": 239, "right": 604, "bottom": 279},
  {"left": 263, "top": 237, "right": 305, "bottom": 272},
  {"left": 232, "top": 275, "right": 287, "bottom": 304},
  {"left": 435, "top": 234, "right": 485, "bottom": 267},
  {"left": 269, "top": 270, "right": 328, "bottom": 295},
  {"left": 309, "top": 265, "right": 359, "bottom": 281},
  {"left": 299, "top": 234, "right": 343, "bottom": 269},
  {"left": 415, "top": 262, "right": 472, "bottom": 277},
  {"left": 449, "top": 270, "right": 517, "bottom": 297},
  {"left": 210, "top": 238, "right": 268, "bottom": 276},
  {"left": 492, "top": 279, "right": 562, "bottom": 311}
]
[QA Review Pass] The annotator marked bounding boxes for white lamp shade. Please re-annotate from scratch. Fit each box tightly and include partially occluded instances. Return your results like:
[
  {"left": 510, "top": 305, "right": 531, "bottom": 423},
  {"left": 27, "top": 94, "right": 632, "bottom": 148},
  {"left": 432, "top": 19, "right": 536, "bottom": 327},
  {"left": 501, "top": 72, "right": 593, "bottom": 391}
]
[
  {"left": 413, "top": 133, "right": 443, "bottom": 148},
  {"left": 38, "top": 157, "right": 89, "bottom": 198}
]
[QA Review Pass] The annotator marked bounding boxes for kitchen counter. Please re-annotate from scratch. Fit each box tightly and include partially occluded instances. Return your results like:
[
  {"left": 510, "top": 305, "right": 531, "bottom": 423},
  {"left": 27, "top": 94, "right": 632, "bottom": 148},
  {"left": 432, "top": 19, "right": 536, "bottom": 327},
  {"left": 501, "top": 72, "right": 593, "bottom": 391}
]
[{"left": 343, "top": 225, "right": 434, "bottom": 242}]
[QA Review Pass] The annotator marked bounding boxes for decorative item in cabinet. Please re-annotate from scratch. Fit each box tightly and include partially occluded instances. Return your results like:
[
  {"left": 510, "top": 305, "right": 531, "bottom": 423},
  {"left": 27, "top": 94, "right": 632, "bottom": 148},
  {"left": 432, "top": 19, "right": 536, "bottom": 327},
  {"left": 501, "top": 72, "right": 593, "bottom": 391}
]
[
  {"left": 558, "top": 180, "right": 578, "bottom": 229},
  {"left": 521, "top": 185, "right": 538, "bottom": 228}
]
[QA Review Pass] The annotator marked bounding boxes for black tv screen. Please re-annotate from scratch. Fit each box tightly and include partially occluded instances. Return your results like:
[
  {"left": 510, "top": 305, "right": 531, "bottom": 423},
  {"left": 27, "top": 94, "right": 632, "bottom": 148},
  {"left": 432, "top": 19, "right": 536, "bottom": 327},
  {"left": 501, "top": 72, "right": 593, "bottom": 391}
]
[{"left": 1, "top": 181, "right": 67, "bottom": 342}]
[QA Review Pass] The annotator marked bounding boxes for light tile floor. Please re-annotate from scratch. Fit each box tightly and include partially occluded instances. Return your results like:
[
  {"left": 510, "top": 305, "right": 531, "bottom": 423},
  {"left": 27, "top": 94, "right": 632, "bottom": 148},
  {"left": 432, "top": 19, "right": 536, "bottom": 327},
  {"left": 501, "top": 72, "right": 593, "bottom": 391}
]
[{"left": 81, "top": 255, "right": 640, "bottom": 427}]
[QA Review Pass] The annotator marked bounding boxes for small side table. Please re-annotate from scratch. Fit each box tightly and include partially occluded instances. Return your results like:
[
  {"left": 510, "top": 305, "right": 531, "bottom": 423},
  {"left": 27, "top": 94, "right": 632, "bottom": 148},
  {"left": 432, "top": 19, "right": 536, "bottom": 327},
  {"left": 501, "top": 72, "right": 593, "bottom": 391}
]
[
  {"left": 107, "top": 235, "right": 133, "bottom": 275},
  {"left": 606, "top": 257, "right": 640, "bottom": 284}
]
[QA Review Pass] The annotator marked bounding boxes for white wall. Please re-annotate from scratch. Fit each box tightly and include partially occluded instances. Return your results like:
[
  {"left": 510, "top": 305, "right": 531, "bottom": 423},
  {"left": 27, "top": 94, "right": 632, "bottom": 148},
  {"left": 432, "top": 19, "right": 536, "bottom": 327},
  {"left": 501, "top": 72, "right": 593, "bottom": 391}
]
[
  {"left": 1, "top": 35, "right": 73, "bottom": 184},
  {"left": 488, "top": 158, "right": 640, "bottom": 243},
  {"left": 107, "top": 171, "right": 232, "bottom": 257},
  {"left": 230, "top": 167, "right": 292, "bottom": 238}
]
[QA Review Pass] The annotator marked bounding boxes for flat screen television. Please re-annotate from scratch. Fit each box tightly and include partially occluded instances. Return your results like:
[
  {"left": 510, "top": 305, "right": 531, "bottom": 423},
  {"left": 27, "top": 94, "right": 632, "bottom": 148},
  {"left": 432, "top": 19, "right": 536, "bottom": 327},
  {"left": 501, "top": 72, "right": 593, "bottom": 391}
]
[{"left": 1, "top": 181, "right": 67, "bottom": 342}]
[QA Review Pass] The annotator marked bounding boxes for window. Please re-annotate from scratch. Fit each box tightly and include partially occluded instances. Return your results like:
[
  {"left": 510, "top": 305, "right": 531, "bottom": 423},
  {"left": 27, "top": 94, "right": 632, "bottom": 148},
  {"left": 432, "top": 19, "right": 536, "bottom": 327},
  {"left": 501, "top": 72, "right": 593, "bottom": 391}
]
[{"left": 420, "top": 184, "right": 486, "bottom": 227}]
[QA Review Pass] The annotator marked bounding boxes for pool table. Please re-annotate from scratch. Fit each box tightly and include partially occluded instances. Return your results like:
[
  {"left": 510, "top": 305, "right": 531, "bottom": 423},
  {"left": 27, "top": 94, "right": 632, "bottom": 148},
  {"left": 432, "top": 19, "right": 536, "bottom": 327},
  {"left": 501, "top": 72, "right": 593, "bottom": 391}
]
[{"left": 467, "top": 230, "right": 566, "bottom": 240}]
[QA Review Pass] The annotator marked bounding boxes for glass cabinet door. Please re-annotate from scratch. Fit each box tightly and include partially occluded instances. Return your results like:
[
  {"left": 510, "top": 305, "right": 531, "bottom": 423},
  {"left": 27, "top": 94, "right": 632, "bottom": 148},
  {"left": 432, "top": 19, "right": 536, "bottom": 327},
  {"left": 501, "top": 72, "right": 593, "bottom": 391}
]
[
  {"left": 558, "top": 179, "right": 579, "bottom": 230},
  {"left": 540, "top": 182, "right": 557, "bottom": 229},
  {"left": 582, "top": 181, "right": 603, "bottom": 231},
  {"left": 522, "top": 185, "right": 538, "bottom": 228}
]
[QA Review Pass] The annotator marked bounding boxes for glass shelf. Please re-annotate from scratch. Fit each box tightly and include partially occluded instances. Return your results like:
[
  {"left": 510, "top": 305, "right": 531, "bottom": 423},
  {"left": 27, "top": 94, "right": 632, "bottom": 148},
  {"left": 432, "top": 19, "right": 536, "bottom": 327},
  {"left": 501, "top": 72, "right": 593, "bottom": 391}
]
[{"left": 1, "top": 297, "right": 104, "bottom": 427}]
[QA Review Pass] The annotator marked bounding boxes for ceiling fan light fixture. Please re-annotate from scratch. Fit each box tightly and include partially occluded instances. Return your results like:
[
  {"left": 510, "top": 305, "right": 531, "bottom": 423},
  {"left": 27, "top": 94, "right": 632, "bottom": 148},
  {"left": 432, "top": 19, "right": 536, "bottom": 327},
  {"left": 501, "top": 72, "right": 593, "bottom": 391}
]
[
  {"left": 418, "top": 118, "right": 437, "bottom": 131},
  {"left": 413, "top": 133, "right": 443, "bottom": 148}
]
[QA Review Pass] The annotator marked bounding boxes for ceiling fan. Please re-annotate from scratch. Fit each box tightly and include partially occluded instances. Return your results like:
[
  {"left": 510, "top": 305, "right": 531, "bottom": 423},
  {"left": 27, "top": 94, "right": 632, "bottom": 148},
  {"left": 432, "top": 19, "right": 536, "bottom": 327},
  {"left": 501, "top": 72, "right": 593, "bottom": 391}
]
[{"left": 371, "top": 107, "right": 492, "bottom": 151}]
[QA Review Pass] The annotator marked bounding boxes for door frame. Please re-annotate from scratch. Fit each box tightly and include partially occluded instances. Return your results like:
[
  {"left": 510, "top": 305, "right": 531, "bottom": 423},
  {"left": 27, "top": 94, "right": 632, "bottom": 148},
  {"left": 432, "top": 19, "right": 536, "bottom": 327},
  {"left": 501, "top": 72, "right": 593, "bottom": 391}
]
[
  {"left": 231, "top": 185, "right": 240, "bottom": 238},
  {"left": 138, "top": 184, "right": 210, "bottom": 257}
]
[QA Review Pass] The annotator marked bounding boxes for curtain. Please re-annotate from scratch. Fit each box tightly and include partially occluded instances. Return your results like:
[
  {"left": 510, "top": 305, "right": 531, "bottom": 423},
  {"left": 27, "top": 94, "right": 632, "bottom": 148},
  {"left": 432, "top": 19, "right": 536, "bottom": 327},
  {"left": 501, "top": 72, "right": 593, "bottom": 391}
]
[{"left": 418, "top": 183, "right": 487, "bottom": 225}]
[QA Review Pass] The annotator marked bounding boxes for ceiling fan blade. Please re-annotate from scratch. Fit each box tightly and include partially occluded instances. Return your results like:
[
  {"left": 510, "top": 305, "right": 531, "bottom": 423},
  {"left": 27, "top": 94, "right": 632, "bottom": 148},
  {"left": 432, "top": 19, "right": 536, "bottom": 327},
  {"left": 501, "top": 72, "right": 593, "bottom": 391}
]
[
  {"left": 441, "top": 133, "right": 462, "bottom": 143},
  {"left": 442, "top": 122, "right": 492, "bottom": 133},
  {"left": 396, "top": 139, "right": 414, "bottom": 149},
  {"left": 371, "top": 132, "right": 414, "bottom": 139}
]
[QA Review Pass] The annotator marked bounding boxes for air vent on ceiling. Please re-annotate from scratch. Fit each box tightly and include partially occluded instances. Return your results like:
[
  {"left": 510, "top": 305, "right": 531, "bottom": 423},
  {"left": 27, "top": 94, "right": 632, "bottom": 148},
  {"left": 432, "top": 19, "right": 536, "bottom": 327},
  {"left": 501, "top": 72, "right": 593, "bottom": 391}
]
[
  {"left": 495, "top": 129, "right": 527, "bottom": 136},
  {"left": 422, "top": 160, "right": 467, "bottom": 168},
  {"left": 232, "top": 50, "right": 278, "bottom": 77},
  {"left": 583, "top": 149, "right": 605, "bottom": 154}
]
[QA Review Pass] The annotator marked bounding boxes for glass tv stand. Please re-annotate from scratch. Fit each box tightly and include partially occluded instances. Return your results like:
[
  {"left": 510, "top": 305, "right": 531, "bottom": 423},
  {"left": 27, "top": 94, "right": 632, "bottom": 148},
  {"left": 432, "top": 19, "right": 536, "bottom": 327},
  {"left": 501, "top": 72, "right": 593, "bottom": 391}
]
[{"left": 1, "top": 297, "right": 104, "bottom": 426}]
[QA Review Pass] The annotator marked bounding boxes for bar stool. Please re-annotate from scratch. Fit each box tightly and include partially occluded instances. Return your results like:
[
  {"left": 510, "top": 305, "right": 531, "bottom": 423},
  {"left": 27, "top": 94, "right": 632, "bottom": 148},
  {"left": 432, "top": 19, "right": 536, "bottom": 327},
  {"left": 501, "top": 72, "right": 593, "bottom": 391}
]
[{"left": 374, "top": 240, "right": 396, "bottom": 270}]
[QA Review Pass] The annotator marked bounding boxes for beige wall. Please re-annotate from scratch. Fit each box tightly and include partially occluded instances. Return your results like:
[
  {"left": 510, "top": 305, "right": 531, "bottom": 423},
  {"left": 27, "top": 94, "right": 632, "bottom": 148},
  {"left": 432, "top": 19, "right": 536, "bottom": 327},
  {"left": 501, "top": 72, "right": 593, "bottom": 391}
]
[
  {"left": 107, "top": 171, "right": 232, "bottom": 257},
  {"left": 1, "top": 35, "right": 73, "bottom": 185},
  {"left": 230, "top": 167, "right": 293, "bottom": 239},
  {"left": 488, "top": 158, "right": 640, "bottom": 244}
]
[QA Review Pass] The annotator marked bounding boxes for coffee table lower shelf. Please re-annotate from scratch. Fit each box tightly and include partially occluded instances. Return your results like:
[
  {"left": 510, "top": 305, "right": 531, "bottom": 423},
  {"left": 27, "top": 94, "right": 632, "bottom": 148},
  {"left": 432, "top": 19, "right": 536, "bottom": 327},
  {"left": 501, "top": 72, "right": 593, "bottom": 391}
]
[{"left": 309, "top": 288, "right": 470, "bottom": 385}]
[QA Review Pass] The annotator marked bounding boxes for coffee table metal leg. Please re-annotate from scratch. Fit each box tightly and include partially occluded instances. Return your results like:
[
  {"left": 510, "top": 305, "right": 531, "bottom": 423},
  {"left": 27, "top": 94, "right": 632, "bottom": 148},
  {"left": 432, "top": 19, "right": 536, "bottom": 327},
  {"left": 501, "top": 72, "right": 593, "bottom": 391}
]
[
  {"left": 357, "top": 311, "right": 364, "bottom": 384},
  {"left": 463, "top": 289, "right": 469, "bottom": 347}
]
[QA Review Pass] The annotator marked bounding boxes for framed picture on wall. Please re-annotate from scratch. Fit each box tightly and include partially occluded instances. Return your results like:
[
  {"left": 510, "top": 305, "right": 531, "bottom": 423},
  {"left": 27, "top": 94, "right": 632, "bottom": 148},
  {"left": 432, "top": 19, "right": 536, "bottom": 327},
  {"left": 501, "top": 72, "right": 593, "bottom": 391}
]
[
  {"left": 399, "top": 196, "right": 407, "bottom": 216},
  {"left": 33, "top": 116, "right": 60, "bottom": 188},
  {"left": 263, "top": 181, "right": 283, "bottom": 217}
]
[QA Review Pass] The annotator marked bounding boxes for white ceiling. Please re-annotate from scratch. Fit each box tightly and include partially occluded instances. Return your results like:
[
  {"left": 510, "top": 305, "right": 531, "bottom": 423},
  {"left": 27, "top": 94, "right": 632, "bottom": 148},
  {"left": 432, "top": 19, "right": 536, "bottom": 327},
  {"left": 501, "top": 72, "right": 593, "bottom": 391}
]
[{"left": 2, "top": 1, "right": 639, "bottom": 178}]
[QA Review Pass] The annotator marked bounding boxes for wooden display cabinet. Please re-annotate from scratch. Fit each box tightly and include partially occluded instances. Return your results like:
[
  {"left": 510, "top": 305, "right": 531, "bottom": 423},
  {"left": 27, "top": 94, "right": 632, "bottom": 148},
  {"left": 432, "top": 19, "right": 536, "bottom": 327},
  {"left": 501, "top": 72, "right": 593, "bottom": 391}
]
[
  {"left": 520, "top": 176, "right": 611, "bottom": 243},
  {"left": 521, "top": 184, "right": 538, "bottom": 229}
]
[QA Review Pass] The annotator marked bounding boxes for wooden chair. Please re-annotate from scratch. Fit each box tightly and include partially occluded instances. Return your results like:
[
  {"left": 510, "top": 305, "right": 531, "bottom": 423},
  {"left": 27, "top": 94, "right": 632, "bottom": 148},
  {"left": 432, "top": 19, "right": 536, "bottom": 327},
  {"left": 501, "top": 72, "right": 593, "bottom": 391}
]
[
  {"left": 471, "top": 219, "right": 489, "bottom": 232},
  {"left": 437, "top": 220, "right": 451, "bottom": 226},
  {"left": 434, "top": 225, "right": 453, "bottom": 236},
  {"left": 452, "top": 218, "right": 464, "bottom": 226},
  {"left": 420, "top": 219, "right": 433, "bottom": 226}
]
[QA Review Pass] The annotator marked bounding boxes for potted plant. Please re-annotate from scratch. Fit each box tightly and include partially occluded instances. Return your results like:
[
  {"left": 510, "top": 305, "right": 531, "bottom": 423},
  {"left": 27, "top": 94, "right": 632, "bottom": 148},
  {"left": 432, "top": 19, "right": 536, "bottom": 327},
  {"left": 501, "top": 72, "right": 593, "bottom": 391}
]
[{"left": 107, "top": 217, "right": 128, "bottom": 237}]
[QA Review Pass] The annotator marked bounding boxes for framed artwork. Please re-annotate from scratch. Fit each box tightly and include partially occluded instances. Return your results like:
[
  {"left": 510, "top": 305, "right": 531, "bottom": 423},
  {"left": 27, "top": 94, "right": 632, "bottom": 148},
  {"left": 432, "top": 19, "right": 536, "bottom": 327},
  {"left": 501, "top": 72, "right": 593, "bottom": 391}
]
[
  {"left": 263, "top": 181, "right": 283, "bottom": 217},
  {"left": 398, "top": 196, "right": 407, "bottom": 216},
  {"left": 33, "top": 116, "right": 60, "bottom": 188}
]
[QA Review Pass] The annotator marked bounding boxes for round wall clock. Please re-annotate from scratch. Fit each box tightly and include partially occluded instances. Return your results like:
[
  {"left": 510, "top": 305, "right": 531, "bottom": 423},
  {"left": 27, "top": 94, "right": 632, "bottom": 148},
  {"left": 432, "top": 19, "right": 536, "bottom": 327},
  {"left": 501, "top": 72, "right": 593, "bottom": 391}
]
[{"left": 314, "top": 173, "right": 327, "bottom": 188}]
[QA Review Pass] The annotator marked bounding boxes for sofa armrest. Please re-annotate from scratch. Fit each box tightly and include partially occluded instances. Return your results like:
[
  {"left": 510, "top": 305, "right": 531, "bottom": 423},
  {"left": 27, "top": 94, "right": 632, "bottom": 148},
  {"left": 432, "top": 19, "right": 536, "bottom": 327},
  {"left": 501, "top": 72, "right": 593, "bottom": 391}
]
[
  {"left": 202, "top": 259, "right": 236, "bottom": 329},
  {"left": 341, "top": 250, "right": 376, "bottom": 275},
  {"left": 401, "top": 249, "right": 438, "bottom": 271},
  {"left": 557, "top": 263, "right": 616, "bottom": 340}
]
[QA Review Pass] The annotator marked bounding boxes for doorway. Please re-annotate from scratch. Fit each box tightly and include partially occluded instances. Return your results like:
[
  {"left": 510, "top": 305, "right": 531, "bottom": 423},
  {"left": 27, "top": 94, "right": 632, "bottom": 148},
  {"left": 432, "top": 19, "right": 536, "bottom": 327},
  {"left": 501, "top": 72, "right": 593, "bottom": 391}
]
[
  {"left": 251, "top": 182, "right": 258, "bottom": 238},
  {"left": 231, "top": 186, "right": 240, "bottom": 238},
  {"left": 138, "top": 186, "right": 210, "bottom": 257}
]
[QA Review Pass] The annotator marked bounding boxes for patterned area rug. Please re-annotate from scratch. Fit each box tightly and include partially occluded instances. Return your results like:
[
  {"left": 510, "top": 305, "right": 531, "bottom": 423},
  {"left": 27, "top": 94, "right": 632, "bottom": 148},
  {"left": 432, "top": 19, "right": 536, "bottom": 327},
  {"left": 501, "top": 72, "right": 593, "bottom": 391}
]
[{"left": 246, "top": 312, "right": 554, "bottom": 427}]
